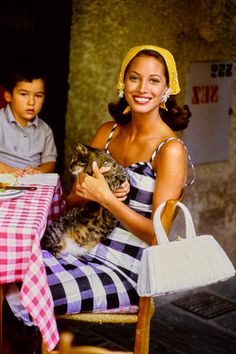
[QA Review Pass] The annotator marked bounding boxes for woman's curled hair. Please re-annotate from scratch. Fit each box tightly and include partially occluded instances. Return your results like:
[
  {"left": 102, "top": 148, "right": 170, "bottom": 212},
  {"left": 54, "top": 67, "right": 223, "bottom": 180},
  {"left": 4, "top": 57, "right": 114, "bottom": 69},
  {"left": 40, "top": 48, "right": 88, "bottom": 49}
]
[
  {"left": 108, "top": 96, "right": 191, "bottom": 131},
  {"left": 160, "top": 96, "right": 191, "bottom": 131}
]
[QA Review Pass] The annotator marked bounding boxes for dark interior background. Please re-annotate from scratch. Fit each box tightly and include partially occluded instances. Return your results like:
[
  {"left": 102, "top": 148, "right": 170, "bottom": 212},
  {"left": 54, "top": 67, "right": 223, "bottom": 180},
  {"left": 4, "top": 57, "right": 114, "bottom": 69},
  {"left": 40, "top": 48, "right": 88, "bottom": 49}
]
[{"left": 0, "top": 0, "right": 72, "bottom": 175}]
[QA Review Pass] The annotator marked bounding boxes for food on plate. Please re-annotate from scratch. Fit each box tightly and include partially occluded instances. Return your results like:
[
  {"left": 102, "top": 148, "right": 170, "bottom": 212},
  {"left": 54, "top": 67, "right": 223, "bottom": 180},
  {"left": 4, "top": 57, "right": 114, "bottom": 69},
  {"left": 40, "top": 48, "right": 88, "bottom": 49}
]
[{"left": 0, "top": 174, "right": 18, "bottom": 192}]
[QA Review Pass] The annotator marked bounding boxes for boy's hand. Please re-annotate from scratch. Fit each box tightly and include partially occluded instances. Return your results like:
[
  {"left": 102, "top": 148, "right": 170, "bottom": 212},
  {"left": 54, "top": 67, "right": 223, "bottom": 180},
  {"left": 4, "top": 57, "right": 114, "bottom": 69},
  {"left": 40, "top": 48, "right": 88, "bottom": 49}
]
[
  {"left": 0, "top": 166, "right": 25, "bottom": 177},
  {"left": 23, "top": 166, "right": 41, "bottom": 175}
]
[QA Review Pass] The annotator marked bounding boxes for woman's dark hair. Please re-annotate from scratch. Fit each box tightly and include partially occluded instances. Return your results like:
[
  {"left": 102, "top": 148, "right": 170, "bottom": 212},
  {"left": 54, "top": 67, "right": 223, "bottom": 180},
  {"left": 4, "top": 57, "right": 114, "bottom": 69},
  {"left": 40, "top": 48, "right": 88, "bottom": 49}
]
[
  {"left": 160, "top": 96, "right": 191, "bottom": 131},
  {"left": 108, "top": 49, "right": 191, "bottom": 131},
  {"left": 108, "top": 96, "right": 131, "bottom": 126}
]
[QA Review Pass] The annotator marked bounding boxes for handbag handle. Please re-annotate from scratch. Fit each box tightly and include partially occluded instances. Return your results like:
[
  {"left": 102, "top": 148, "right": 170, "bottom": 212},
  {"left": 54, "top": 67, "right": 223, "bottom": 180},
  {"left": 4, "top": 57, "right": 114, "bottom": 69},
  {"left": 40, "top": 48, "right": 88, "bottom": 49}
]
[{"left": 153, "top": 201, "right": 197, "bottom": 244}]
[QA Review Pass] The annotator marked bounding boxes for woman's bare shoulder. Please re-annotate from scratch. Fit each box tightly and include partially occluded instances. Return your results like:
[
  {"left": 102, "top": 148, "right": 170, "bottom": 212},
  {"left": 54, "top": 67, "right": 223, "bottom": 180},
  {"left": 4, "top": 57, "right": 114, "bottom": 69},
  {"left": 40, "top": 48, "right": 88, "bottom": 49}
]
[
  {"left": 157, "top": 138, "right": 187, "bottom": 161},
  {"left": 97, "top": 120, "right": 116, "bottom": 133},
  {"left": 91, "top": 120, "right": 116, "bottom": 148}
]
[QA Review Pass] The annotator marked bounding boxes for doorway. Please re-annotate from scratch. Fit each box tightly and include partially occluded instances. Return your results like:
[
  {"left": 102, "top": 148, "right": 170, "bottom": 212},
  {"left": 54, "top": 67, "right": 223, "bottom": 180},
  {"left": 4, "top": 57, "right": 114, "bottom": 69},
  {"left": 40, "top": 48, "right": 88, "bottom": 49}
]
[{"left": 0, "top": 0, "right": 72, "bottom": 175}]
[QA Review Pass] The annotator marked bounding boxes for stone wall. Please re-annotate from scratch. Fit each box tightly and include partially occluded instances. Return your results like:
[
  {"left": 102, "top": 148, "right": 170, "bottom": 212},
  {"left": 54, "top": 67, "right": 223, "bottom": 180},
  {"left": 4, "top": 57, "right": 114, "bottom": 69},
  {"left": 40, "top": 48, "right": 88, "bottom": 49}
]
[{"left": 65, "top": 0, "right": 236, "bottom": 264}]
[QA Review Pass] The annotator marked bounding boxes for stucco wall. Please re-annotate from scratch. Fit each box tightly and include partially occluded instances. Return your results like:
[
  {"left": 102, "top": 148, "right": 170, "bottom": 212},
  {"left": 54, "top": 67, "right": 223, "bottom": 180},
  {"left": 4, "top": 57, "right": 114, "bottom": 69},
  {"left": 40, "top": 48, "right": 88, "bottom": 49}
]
[{"left": 65, "top": 0, "right": 236, "bottom": 264}]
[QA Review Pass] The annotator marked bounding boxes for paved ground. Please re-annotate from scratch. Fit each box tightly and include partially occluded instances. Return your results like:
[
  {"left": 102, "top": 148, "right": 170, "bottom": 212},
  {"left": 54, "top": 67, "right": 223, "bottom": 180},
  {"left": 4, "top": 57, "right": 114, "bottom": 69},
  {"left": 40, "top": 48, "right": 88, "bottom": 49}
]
[
  {"left": 4, "top": 276, "right": 236, "bottom": 353},
  {"left": 57, "top": 276, "right": 236, "bottom": 354}
]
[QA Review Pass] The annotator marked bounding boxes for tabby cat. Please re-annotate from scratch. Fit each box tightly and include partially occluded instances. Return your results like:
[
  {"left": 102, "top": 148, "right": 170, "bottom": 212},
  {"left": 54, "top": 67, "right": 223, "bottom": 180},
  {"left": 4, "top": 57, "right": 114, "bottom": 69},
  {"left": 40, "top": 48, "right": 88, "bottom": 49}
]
[{"left": 41, "top": 143, "right": 129, "bottom": 258}]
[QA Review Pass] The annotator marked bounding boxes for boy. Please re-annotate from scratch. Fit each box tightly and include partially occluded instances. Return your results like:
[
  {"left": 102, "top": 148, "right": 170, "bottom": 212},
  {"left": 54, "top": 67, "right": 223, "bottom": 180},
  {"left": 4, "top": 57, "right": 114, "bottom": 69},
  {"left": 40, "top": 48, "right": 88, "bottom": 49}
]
[{"left": 0, "top": 66, "right": 57, "bottom": 177}]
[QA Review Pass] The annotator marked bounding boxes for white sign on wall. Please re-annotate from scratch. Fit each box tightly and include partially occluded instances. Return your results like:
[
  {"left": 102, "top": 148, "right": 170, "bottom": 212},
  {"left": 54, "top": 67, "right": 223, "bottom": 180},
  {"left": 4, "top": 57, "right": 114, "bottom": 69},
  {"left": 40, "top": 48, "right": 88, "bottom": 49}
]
[{"left": 182, "top": 61, "right": 233, "bottom": 165}]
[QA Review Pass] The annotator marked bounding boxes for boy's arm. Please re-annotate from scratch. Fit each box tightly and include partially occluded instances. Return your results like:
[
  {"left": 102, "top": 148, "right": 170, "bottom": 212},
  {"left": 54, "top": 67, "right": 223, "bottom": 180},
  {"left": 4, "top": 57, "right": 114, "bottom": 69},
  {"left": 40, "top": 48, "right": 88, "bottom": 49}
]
[
  {"left": 0, "top": 161, "right": 25, "bottom": 177},
  {"left": 23, "top": 161, "right": 56, "bottom": 175},
  {"left": 40, "top": 128, "right": 57, "bottom": 173},
  {"left": 38, "top": 161, "right": 56, "bottom": 173}
]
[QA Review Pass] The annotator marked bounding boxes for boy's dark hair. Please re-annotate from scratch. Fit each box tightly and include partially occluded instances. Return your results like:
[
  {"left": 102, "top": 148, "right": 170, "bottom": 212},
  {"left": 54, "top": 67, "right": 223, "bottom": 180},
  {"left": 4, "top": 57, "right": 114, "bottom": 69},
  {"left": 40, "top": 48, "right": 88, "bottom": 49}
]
[{"left": 2, "top": 63, "right": 48, "bottom": 94}]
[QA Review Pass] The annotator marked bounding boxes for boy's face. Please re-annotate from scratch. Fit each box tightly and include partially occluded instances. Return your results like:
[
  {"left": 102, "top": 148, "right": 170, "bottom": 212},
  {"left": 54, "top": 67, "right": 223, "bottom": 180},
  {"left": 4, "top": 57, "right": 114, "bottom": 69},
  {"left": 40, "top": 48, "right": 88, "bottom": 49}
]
[{"left": 4, "top": 79, "right": 45, "bottom": 127}]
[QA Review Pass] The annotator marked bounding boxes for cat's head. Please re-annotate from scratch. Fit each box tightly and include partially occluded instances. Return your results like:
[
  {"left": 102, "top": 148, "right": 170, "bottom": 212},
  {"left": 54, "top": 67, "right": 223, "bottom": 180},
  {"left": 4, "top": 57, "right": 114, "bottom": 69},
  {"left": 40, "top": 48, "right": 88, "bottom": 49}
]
[
  {"left": 69, "top": 143, "right": 129, "bottom": 191},
  {"left": 69, "top": 143, "right": 114, "bottom": 176}
]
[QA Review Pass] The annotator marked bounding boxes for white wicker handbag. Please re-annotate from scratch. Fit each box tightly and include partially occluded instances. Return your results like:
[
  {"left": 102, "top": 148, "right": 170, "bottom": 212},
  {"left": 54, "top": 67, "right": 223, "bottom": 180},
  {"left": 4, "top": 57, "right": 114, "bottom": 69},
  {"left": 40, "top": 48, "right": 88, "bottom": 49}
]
[{"left": 137, "top": 201, "right": 235, "bottom": 297}]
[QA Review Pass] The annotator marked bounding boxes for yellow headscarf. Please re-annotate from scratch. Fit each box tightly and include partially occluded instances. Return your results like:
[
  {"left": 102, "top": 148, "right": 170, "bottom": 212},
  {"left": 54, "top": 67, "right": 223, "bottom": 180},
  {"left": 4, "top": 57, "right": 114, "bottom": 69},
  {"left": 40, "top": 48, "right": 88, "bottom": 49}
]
[{"left": 117, "top": 45, "right": 180, "bottom": 111}]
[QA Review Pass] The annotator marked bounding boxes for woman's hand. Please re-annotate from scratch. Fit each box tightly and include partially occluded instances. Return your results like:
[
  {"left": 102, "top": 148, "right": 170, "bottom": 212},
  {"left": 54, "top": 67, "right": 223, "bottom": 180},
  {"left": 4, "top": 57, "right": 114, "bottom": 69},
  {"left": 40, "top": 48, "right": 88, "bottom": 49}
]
[
  {"left": 67, "top": 161, "right": 130, "bottom": 209},
  {"left": 66, "top": 163, "right": 113, "bottom": 210},
  {"left": 113, "top": 179, "right": 130, "bottom": 201},
  {"left": 78, "top": 161, "right": 114, "bottom": 205}
]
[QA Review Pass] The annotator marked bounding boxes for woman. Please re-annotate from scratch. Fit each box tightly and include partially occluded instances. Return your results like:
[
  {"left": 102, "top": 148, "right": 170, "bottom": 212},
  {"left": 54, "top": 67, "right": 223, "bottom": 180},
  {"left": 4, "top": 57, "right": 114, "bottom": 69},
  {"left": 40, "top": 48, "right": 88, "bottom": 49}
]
[
  {"left": 42, "top": 44, "right": 194, "bottom": 315},
  {"left": 7, "top": 45, "right": 194, "bottom": 323}
]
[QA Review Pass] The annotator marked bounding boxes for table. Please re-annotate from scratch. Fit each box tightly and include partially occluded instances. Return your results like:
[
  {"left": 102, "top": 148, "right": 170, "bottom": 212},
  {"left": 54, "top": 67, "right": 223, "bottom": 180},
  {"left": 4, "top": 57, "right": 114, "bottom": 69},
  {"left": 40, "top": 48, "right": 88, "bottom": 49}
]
[{"left": 0, "top": 176, "right": 66, "bottom": 353}]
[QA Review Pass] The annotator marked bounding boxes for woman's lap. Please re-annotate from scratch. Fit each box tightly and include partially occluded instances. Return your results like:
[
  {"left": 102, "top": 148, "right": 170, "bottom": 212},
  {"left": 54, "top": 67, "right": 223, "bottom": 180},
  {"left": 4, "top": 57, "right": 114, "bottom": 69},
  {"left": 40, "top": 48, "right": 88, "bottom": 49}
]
[{"left": 43, "top": 250, "right": 139, "bottom": 315}]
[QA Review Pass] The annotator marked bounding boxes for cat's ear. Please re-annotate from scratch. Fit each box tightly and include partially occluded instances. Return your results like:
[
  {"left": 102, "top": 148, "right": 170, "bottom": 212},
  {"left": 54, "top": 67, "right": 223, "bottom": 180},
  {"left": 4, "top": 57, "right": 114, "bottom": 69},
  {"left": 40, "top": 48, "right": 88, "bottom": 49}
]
[
  {"left": 76, "top": 143, "right": 88, "bottom": 154},
  {"left": 75, "top": 143, "right": 82, "bottom": 151}
]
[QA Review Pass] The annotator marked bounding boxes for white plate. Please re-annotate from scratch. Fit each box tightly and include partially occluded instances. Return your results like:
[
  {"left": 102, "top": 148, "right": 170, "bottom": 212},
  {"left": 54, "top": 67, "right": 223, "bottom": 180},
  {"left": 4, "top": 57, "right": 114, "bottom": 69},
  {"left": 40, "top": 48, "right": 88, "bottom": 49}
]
[{"left": 0, "top": 190, "right": 25, "bottom": 200}]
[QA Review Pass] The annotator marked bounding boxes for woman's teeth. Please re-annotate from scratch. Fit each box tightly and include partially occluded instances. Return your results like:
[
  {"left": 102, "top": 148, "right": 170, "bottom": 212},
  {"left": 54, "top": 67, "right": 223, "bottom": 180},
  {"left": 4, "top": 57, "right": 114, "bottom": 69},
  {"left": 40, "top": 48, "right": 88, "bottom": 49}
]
[{"left": 134, "top": 97, "right": 150, "bottom": 104}]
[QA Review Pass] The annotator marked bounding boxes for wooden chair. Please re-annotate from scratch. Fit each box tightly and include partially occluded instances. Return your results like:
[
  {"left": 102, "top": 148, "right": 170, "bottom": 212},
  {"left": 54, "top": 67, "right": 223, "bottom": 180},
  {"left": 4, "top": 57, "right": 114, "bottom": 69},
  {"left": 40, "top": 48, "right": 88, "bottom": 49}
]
[
  {"left": 42, "top": 199, "right": 178, "bottom": 354},
  {"left": 57, "top": 331, "right": 133, "bottom": 354}
]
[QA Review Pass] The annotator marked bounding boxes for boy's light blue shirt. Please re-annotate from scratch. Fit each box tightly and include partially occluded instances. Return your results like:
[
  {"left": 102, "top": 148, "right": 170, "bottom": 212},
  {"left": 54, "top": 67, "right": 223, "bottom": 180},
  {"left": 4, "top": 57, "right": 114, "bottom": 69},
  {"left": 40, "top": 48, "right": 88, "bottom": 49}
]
[{"left": 0, "top": 104, "right": 57, "bottom": 169}]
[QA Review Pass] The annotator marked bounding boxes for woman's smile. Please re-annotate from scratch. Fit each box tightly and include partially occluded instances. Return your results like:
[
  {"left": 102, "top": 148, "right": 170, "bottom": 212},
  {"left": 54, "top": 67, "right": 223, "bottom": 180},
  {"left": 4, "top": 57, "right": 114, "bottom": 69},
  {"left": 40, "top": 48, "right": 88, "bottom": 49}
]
[{"left": 133, "top": 95, "right": 151, "bottom": 104}]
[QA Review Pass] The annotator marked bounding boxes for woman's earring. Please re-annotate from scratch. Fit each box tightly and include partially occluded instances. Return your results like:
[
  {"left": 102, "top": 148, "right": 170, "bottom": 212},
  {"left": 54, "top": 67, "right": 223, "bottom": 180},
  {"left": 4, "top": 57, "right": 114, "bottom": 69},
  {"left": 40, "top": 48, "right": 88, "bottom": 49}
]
[
  {"left": 123, "top": 105, "right": 131, "bottom": 114},
  {"left": 161, "top": 87, "right": 172, "bottom": 103},
  {"left": 118, "top": 84, "right": 124, "bottom": 98}
]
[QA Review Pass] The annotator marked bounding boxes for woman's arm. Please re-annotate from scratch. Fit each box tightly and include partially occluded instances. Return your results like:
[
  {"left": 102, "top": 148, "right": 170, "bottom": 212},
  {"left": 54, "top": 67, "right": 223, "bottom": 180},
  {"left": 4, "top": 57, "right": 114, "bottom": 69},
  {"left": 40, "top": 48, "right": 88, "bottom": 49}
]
[
  {"left": 151, "top": 139, "right": 187, "bottom": 211},
  {"left": 66, "top": 174, "right": 89, "bottom": 211}
]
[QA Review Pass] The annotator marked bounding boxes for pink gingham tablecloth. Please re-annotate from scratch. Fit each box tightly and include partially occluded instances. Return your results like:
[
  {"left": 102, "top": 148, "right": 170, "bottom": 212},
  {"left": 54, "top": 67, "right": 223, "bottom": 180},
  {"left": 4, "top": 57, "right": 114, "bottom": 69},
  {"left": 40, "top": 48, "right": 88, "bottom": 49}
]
[{"left": 0, "top": 178, "right": 66, "bottom": 351}]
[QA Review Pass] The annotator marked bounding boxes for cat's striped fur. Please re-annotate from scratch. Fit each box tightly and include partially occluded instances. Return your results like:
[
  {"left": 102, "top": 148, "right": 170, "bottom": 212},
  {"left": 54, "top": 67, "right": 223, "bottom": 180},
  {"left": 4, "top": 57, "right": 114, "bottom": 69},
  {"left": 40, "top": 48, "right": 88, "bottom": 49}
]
[{"left": 41, "top": 143, "right": 129, "bottom": 258}]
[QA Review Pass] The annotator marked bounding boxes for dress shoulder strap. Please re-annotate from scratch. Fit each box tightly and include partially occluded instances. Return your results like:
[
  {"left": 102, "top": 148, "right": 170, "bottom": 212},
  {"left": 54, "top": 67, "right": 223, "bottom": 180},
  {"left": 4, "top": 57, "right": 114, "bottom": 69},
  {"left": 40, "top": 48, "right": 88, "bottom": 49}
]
[
  {"left": 150, "top": 137, "right": 196, "bottom": 188},
  {"left": 150, "top": 137, "right": 181, "bottom": 161},
  {"left": 104, "top": 123, "right": 118, "bottom": 153}
]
